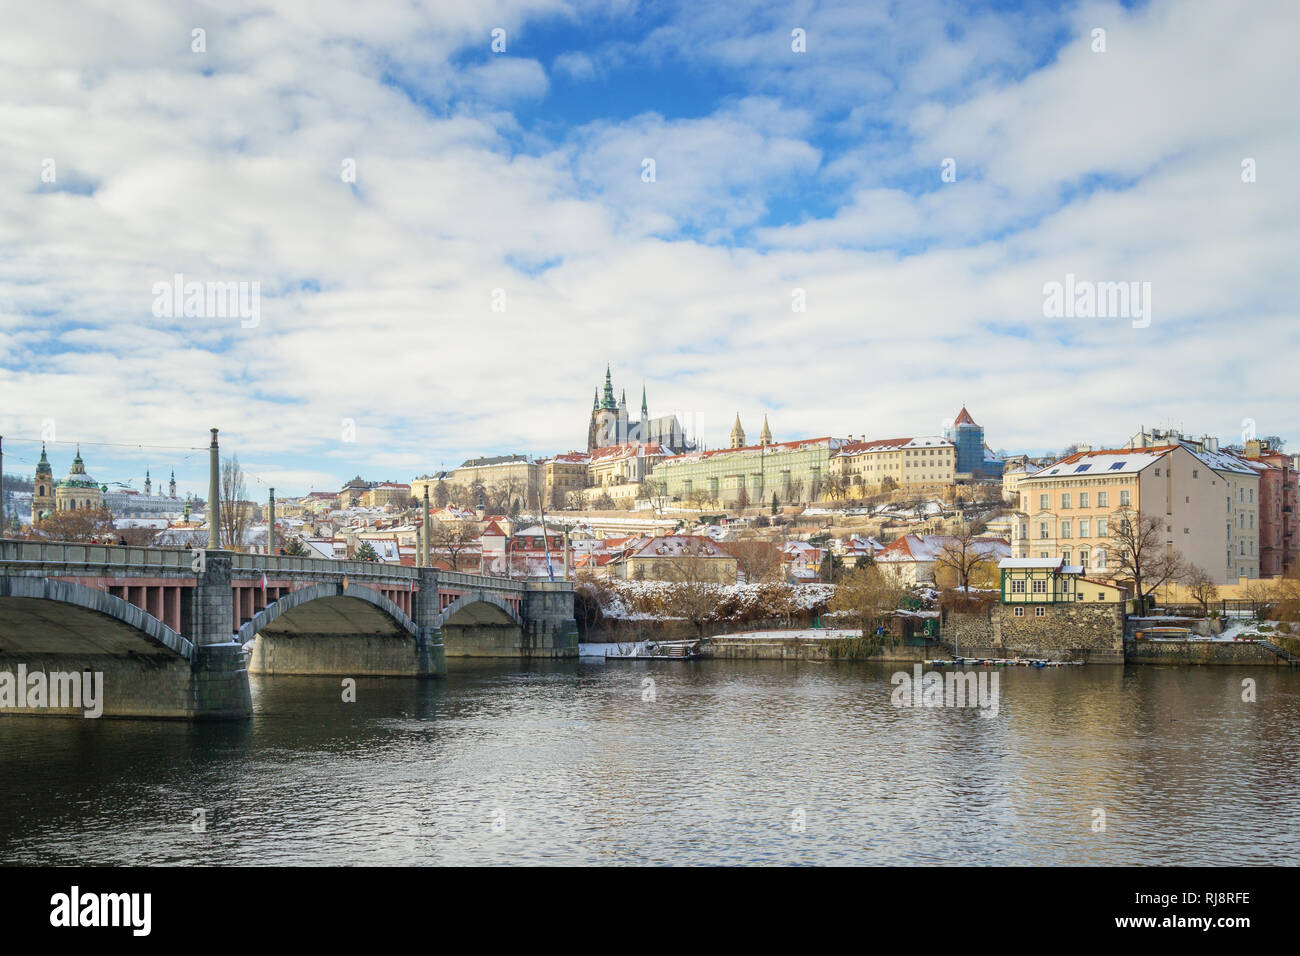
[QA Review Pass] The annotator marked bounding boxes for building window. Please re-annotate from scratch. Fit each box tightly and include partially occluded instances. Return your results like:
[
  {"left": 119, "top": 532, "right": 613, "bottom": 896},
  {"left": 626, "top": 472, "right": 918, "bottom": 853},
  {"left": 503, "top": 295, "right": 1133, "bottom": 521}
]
[
  {"left": 1079, "top": 492, "right": 1089, "bottom": 508},
  {"left": 1011, "top": 580, "right": 1026, "bottom": 593},
  {"left": 1039, "top": 494, "right": 1049, "bottom": 510},
  {"left": 1061, "top": 493, "right": 1071, "bottom": 509},
  {"left": 1034, "top": 606, "right": 1046, "bottom": 617},
  {"left": 1014, "top": 607, "right": 1025, "bottom": 617},
  {"left": 1079, "top": 519, "right": 1090, "bottom": 537},
  {"left": 1060, "top": 520, "right": 1072, "bottom": 538},
  {"left": 1119, "top": 490, "right": 1130, "bottom": 506},
  {"left": 1039, "top": 522, "right": 1050, "bottom": 539},
  {"left": 1031, "top": 579, "right": 1048, "bottom": 594},
  {"left": 1098, "top": 491, "right": 1108, "bottom": 507}
]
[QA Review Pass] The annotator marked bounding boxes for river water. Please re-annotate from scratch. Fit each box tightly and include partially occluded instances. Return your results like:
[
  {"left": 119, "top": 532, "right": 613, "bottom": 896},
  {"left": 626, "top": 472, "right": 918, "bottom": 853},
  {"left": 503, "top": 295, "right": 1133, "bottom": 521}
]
[{"left": 1, "top": 659, "right": 1297, "bottom": 865}]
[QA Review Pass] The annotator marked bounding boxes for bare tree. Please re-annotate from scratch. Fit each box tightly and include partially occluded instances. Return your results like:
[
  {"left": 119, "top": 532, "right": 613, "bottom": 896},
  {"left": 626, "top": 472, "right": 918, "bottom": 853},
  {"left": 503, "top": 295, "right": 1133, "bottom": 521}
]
[
  {"left": 933, "top": 525, "right": 999, "bottom": 592},
  {"left": 653, "top": 539, "right": 725, "bottom": 635},
  {"left": 639, "top": 478, "right": 672, "bottom": 518},
  {"left": 33, "top": 506, "right": 115, "bottom": 543},
  {"left": 1107, "top": 506, "right": 1187, "bottom": 608},
  {"left": 1183, "top": 565, "right": 1219, "bottom": 616},
  {"left": 220, "top": 456, "right": 251, "bottom": 552},
  {"left": 429, "top": 518, "right": 479, "bottom": 570},
  {"left": 829, "top": 565, "right": 907, "bottom": 647},
  {"left": 729, "top": 538, "right": 783, "bottom": 583}
]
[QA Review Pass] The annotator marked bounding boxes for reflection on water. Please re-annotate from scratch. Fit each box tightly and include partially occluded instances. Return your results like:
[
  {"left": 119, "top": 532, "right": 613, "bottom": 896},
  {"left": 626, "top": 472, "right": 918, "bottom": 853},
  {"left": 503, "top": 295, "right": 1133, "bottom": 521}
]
[{"left": 1, "top": 659, "right": 1297, "bottom": 865}]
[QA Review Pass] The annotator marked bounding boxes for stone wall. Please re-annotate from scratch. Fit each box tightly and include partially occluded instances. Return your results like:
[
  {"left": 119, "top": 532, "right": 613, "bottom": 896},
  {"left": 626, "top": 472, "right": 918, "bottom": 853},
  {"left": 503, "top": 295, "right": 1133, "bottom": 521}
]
[
  {"left": 943, "top": 607, "right": 996, "bottom": 649},
  {"left": 1125, "top": 640, "right": 1290, "bottom": 666},
  {"left": 703, "top": 636, "right": 943, "bottom": 663},
  {"left": 0, "top": 652, "right": 245, "bottom": 719},
  {"left": 248, "top": 633, "right": 423, "bottom": 675},
  {"left": 993, "top": 602, "right": 1125, "bottom": 662}
]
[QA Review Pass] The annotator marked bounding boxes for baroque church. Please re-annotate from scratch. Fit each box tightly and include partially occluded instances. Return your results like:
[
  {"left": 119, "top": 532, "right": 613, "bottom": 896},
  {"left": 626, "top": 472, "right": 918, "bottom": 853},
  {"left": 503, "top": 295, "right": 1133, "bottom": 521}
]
[{"left": 586, "top": 366, "right": 695, "bottom": 455}]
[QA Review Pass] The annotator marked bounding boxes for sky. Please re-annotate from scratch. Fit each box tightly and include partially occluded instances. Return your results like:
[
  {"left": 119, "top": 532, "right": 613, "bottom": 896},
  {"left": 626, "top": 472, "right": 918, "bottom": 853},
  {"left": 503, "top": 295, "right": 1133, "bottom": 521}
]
[{"left": 2, "top": 0, "right": 1297, "bottom": 499}]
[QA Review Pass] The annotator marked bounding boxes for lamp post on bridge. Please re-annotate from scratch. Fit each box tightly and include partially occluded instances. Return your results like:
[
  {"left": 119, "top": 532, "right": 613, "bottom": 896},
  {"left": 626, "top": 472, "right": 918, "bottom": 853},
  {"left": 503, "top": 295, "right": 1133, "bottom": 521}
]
[
  {"left": 207, "top": 428, "right": 221, "bottom": 550},
  {"left": 268, "top": 487, "right": 275, "bottom": 555}
]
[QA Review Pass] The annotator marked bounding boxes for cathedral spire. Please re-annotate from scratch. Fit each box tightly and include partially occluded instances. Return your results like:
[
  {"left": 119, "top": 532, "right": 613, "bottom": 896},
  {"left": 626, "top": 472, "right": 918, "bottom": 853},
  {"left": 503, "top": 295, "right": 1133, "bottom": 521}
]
[
  {"left": 602, "top": 364, "right": 616, "bottom": 409},
  {"left": 641, "top": 385, "right": 648, "bottom": 415},
  {"left": 760, "top": 415, "right": 773, "bottom": 446}
]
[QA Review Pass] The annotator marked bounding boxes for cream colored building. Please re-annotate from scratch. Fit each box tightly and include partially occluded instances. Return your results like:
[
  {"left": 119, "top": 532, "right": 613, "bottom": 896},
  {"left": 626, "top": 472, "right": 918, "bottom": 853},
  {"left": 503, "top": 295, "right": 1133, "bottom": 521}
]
[
  {"left": 830, "top": 436, "right": 956, "bottom": 496},
  {"left": 588, "top": 442, "right": 664, "bottom": 489},
  {"left": 1014, "top": 444, "right": 1258, "bottom": 585},
  {"left": 361, "top": 483, "right": 411, "bottom": 509},
  {"left": 541, "top": 454, "right": 589, "bottom": 508}
]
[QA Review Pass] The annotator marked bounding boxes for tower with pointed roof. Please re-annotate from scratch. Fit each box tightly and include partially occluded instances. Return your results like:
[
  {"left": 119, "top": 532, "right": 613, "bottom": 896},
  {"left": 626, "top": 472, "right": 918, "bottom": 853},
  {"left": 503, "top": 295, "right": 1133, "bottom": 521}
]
[
  {"left": 944, "top": 406, "right": 986, "bottom": 476},
  {"left": 730, "top": 414, "right": 746, "bottom": 449},
  {"left": 759, "top": 415, "right": 773, "bottom": 446},
  {"left": 169, "top": 470, "right": 177, "bottom": 498},
  {"left": 32, "top": 444, "right": 54, "bottom": 523},
  {"left": 144, "top": 469, "right": 152, "bottom": 496}
]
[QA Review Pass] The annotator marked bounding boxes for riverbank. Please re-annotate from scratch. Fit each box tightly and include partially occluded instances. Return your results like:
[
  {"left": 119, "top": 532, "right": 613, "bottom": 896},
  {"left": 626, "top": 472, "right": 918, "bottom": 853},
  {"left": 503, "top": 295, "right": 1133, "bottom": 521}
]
[{"left": 581, "top": 628, "right": 1299, "bottom": 666}]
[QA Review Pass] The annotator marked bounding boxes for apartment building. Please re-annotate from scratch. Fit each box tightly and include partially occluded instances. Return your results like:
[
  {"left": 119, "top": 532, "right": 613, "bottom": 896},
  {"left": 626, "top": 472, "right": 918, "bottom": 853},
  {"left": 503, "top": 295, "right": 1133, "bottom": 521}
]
[
  {"left": 1013, "top": 444, "right": 1258, "bottom": 585},
  {"left": 1242, "top": 439, "right": 1300, "bottom": 577}
]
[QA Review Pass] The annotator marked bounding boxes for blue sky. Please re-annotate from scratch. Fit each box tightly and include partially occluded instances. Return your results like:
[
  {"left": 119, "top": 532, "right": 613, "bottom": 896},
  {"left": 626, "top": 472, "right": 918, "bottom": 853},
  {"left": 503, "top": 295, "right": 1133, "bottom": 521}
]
[{"left": 1, "top": 0, "right": 1297, "bottom": 499}]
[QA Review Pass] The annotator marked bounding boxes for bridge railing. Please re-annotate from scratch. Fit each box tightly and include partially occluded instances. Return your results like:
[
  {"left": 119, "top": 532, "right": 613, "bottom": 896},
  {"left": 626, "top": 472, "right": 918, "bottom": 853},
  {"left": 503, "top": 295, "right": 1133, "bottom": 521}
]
[
  {"left": 0, "top": 539, "right": 191, "bottom": 570},
  {"left": 229, "top": 552, "right": 418, "bottom": 581},
  {"left": 1, "top": 540, "right": 571, "bottom": 592}
]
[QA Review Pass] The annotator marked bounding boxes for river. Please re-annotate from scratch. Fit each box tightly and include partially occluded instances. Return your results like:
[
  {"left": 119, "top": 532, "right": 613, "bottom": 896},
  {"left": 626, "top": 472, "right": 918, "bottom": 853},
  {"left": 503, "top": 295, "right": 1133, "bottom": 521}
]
[{"left": 2, "top": 659, "right": 1297, "bottom": 865}]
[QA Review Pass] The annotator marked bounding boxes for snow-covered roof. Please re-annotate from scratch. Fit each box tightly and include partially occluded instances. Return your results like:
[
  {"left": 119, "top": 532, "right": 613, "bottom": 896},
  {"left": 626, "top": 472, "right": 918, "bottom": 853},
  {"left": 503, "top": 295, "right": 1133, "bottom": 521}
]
[
  {"left": 835, "top": 435, "right": 953, "bottom": 456},
  {"left": 1000, "top": 557, "right": 1063, "bottom": 569},
  {"left": 877, "top": 534, "right": 1010, "bottom": 563},
  {"left": 1024, "top": 446, "right": 1176, "bottom": 480}
]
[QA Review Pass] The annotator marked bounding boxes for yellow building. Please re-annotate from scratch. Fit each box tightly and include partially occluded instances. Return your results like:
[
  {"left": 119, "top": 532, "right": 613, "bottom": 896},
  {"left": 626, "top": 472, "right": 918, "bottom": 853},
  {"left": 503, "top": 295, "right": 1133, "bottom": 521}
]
[
  {"left": 830, "top": 436, "right": 956, "bottom": 496},
  {"left": 361, "top": 483, "right": 411, "bottom": 509},
  {"left": 614, "top": 535, "right": 739, "bottom": 583},
  {"left": 540, "top": 454, "right": 590, "bottom": 509}
]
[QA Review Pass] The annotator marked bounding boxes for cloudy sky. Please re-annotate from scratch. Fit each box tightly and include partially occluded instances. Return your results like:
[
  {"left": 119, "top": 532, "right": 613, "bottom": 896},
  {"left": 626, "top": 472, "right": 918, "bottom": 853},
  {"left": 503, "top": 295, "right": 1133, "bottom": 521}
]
[{"left": 2, "top": 0, "right": 1297, "bottom": 498}]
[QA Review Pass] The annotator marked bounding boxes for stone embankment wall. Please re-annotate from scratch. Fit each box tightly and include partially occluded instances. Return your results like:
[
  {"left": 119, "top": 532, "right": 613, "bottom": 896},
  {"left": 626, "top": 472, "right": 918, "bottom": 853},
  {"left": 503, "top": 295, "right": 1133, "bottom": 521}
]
[
  {"left": 942, "top": 602, "right": 1125, "bottom": 662},
  {"left": 1125, "top": 641, "right": 1290, "bottom": 665}
]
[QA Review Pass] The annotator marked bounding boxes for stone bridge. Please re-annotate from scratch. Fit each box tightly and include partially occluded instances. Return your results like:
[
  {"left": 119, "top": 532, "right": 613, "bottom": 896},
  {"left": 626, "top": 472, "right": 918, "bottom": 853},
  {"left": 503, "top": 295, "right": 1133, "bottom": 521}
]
[{"left": 0, "top": 540, "right": 577, "bottom": 720}]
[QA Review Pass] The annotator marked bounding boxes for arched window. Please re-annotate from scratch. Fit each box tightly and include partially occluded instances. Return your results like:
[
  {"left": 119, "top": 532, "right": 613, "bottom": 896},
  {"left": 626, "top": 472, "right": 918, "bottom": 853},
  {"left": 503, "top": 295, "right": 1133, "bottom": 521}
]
[{"left": 38, "top": 484, "right": 45, "bottom": 496}]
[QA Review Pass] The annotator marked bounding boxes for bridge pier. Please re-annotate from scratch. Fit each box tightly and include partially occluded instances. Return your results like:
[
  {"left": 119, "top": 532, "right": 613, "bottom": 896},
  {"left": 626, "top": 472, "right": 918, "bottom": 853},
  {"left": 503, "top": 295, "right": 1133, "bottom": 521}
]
[
  {"left": 188, "top": 551, "right": 253, "bottom": 720},
  {"left": 413, "top": 567, "right": 447, "bottom": 676}
]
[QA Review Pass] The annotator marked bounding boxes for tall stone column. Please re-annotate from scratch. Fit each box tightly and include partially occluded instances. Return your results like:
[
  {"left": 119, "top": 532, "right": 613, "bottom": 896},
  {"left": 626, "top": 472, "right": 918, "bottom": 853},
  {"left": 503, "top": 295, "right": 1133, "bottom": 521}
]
[
  {"left": 207, "top": 428, "right": 221, "bottom": 549},
  {"left": 413, "top": 566, "right": 445, "bottom": 675},
  {"left": 422, "top": 485, "right": 432, "bottom": 569}
]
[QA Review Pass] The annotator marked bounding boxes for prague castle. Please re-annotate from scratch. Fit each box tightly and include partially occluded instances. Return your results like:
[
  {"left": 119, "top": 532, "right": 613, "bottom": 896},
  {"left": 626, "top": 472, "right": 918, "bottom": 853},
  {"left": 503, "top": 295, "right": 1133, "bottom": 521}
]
[{"left": 586, "top": 366, "right": 695, "bottom": 455}]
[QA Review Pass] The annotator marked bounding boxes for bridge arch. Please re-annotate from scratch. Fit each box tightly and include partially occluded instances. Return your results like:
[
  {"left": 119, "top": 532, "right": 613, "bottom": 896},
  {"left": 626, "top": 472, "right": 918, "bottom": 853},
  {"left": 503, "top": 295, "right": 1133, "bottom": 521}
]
[
  {"left": 0, "top": 574, "right": 194, "bottom": 661},
  {"left": 434, "top": 591, "right": 524, "bottom": 630},
  {"left": 243, "top": 582, "right": 425, "bottom": 677},
  {"left": 236, "top": 582, "right": 418, "bottom": 646},
  {"left": 435, "top": 591, "right": 528, "bottom": 658}
]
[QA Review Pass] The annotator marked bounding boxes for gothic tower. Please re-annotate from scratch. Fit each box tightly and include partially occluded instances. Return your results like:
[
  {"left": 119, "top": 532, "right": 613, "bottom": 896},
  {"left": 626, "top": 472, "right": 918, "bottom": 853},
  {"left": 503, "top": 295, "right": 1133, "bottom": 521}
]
[
  {"left": 169, "top": 470, "right": 177, "bottom": 498},
  {"left": 144, "top": 469, "right": 152, "bottom": 496},
  {"left": 730, "top": 414, "right": 746, "bottom": 449},
  {"left": 32, "top": 444, "right": 54, "bottom": 523},
  {"left": 760, "top": 415, "right": 773, "bottom": 446}
]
